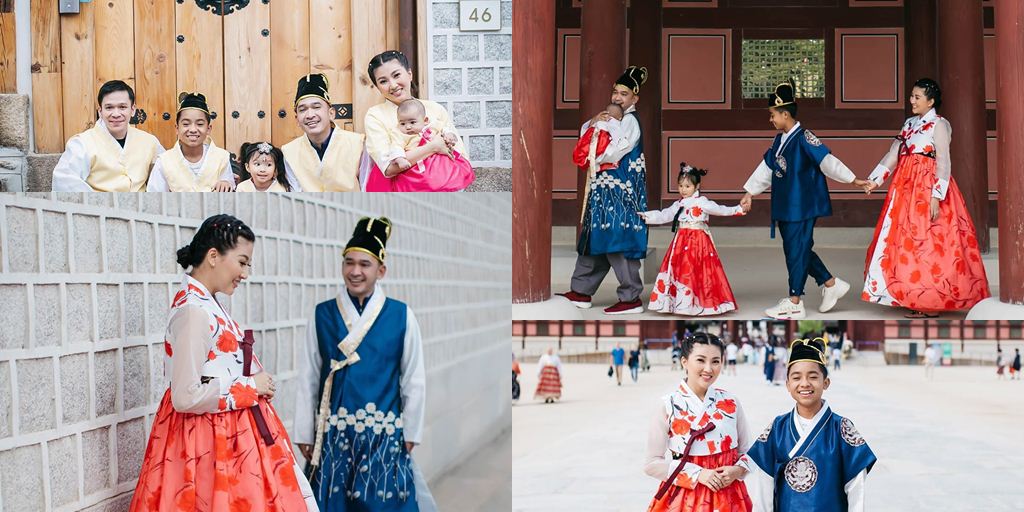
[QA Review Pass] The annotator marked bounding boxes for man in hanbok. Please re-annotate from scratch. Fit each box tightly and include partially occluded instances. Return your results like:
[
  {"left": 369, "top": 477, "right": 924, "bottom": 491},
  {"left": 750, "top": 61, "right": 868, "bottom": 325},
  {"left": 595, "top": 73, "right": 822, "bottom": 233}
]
[
  {"left": 294, "top": 216, "right": 436, "bottom": 511},
  {"left": 52, "top": 80, "right": 165, "bottom": 191},
  {"left": 282, "top": 73, "right": 366, "bottom": 191},
  {"left": 557, "top": 66, "right": 650, "bottom": 315},
  {"left": 744, "top": 338, "right": 877, "bottom": 511}
]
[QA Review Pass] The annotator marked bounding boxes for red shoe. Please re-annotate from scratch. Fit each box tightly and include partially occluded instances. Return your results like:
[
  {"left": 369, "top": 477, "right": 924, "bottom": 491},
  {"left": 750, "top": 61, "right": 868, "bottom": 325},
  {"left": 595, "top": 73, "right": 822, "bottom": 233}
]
[
  {"left": 604, "top": 299, "right": 643, "bottom": 315},
  {"left": 555, "top": 291, "right": 592, "bottom": 309}
]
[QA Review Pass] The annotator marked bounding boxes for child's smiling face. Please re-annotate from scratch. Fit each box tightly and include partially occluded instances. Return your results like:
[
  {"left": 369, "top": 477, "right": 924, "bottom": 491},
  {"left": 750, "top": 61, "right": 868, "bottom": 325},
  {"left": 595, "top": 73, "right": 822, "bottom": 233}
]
[
  {"left": 786, "top": 361, "right": 830, "bottom": 411},
  {"left": 176, "top": 109, "right": 210, "bottom": 149},
  {"left": 678, "top": 176, "right": 698, "bottom": 199},
  {"left": 246, "top": 152, "right": 276, "bottom": 188}
]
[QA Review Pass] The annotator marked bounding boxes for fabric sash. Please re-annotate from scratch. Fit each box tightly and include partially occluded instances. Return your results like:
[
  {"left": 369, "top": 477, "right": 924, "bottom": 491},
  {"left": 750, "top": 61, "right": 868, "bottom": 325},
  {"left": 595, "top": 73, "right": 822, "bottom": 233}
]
[
  {"left": 310, "top": 288, "right": 388, "bottom": 468},
  {"left": 240, "top": 329, "right": 275, "bottom": 446},
  {"left": 655, "top": 422, "right": 716, "bottom": 500}
]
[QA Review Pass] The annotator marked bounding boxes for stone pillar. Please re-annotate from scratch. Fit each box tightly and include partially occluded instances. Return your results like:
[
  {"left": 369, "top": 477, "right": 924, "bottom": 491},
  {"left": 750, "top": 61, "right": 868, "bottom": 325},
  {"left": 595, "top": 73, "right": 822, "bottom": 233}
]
[
  {"left": 937, "top": 0, "right": 990, "bottom": 251},
  {"left": 511, "top": 0, "right": 555, "bottom": 303},
  {"left": 904, "top": 0, "right": 937, "bottom": 118},
  {"left": 995, "top": 0, "right": 1024, "bottom": 303},
  {"left": 575, "top": 0, "right": 628, "bottom": 235}
]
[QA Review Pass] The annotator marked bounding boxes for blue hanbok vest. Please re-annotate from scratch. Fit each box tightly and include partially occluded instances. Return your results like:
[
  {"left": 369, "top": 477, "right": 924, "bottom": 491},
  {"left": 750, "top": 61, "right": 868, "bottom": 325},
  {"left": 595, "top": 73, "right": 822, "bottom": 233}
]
[
  {"left": 311, "top": 296, "right": 418, "bottom": 512},
  {"left": 746, "top": 407, "right": 877, "bottom": 512},
  {"left": 763, "top": 126, "right": 833, "bottom": 223},
  {"left": 577, "top": 111, "right": 648, "bottom": 260}
]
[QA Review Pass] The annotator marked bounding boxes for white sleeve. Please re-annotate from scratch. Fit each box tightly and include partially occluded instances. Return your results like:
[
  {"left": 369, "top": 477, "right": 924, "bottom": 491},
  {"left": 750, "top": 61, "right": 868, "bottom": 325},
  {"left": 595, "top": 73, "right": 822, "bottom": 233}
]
[
  {"left": 743, "top": 160, "right": 773, "bottom": 195},
  {"left": 845, "top": 469, "right": 867, "bottom": 512},
  {"left": 283, "top": 158, "right": 302, "bottom": 192},
  {"left": 643, "top": 401, "right": 704, "bottom": 489},
  {"left": 932, "top": 118, "right": 952, "bottom": 200},
  {"left": 641, "top": 201, "right": 682, "bottom": 225},
  {"left": 734, "top": 399, "right": 754, "bottom": 473},
  {"left": 51, "top": 136, "right": 95, "bottom": 192},
  {"left": 868, "top": 139, "right": 901, "bottom": 186},
  {"left": 292, "top": 316, "right": 322, "bottom": 446},
  {"left": 819, "top": 154, "right": 857, "bottom": 184},
  {"left": 400, "top": 308, "right": 426, "bottom": 445},
  {"left": 579, "top": 120, "right": 592, "bottom": 136},
  {"left": 746, "top": 463, "right": 776, "bottom": 512},
  {"left": 597, "top": 115, "right": 641, "bottom": 165},
  {"left": 700, "top": 197, "right": 746, "bottom": 217},
  {"left": 218, "top": 159, "right": 236, "bottom": 188},
  {"left": 146, "top": 158, "right": 169, "bottom": 192}
]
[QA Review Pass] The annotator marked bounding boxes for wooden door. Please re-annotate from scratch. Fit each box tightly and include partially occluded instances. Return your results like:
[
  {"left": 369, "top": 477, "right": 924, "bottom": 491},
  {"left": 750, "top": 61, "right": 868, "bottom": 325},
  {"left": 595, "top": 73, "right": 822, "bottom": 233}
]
[{"left": 30, "top": 0, "right": 403, "bottom": 156}]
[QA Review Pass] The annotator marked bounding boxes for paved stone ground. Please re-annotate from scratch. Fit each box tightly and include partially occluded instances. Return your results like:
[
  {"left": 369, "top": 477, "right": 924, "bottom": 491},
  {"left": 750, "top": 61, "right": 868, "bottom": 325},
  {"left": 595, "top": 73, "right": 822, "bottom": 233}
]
[
  {"left": 512, "top": 359, "right": 1024, "bottom": 511},
  {"left": 433, "top": 429, "right": 511, "bottom": 512},
  {"left": 514, "top": 226, "right": 1004, "bottom": 320}
]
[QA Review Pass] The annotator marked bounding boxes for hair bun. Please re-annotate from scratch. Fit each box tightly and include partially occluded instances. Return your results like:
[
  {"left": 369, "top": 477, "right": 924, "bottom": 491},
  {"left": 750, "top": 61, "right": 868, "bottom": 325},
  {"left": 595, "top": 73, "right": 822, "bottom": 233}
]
[{"left": 176, "top": 244, "right": 193, "bottom": 269}]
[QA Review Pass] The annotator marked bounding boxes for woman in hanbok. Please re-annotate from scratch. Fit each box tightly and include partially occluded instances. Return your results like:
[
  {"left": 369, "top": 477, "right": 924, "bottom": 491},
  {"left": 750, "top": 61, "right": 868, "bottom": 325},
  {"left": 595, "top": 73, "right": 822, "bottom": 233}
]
[
  {"left": 861, "top": 78, "right": 990, "bottom": 317},
  {"left": 130, "top": 214, "right": 316, "bottom": 512},
  {"left": 644, "top": 333, "right": 754, "bottom": 512},
  {"left": 361, "top": 50, "right": 473, "bottom": 191},
  {"left": 535, "top": 347, "right": 563, "bottom": 403}
]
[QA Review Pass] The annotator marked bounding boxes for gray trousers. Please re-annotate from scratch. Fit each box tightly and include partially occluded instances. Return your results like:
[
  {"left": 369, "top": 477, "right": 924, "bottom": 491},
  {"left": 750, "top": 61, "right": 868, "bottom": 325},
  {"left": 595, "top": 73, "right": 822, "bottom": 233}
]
[{"left": 570, "top": 252, "right": 643, "bottom": 302}]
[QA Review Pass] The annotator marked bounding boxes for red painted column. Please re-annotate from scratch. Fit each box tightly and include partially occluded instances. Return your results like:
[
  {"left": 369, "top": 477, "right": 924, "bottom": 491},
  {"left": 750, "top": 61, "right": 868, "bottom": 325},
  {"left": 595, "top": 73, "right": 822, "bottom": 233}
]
[
  {"left": 574, "top": 0, "right": 628, "bottom": 235},
  {"left": 512, "top": 0, "right": 556, "bottom": 303},
  {"left": 995, "top": 0, "right": 1024, "bottom": 303},
  {"left": 629, "top": 0, "right": 663, "bottom": 207},
  {"left": 904, "top": 0, "right": 937, "bottom": 118},
  {"left": 937, "top": 0, "right": 990, "bottom": 252}
]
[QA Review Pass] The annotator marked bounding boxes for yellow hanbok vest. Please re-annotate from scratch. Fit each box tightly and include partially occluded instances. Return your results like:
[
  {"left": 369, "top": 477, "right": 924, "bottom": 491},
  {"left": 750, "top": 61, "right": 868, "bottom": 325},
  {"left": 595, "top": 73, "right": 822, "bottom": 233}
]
[
  {"left": 281, "top": 123, "right": 364, "bottom": 191},
  {"left": 157, "top": 142, "right": 231, "bottom": 192},
  {"left": 78, "top": 123, "right": 161, "bottom": 192}
]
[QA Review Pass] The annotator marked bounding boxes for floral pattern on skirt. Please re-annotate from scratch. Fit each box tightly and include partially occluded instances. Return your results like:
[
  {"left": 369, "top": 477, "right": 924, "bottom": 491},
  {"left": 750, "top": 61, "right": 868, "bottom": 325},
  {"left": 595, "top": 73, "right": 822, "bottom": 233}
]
[
  {"left": 862, "top": 154, "right": 990, "bottom": 311},
  {"left": 647, "top": 449, "right": 752, "bottom": 512},
  {"left": 649, "top": 229, "right": 737, "bottom": 316}
]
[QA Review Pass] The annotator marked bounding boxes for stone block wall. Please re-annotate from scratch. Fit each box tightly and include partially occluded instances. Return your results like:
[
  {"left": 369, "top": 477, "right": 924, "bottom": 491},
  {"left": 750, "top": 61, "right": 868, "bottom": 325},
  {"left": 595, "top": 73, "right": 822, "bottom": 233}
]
[
  {"left": 427, "top": 0, "right": 512, "bottom": 168},
  {"left": 0, "top": 192, "right": 511, "bottom": 511}
]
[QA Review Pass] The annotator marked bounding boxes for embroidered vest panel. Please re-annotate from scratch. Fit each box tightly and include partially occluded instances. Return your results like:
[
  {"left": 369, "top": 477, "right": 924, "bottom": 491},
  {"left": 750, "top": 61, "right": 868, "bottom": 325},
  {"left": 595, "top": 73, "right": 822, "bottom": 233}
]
[
  {"left": 159, "top": 144, "right": 231, "bottom": 192},
  {"left": 80, "top": 125, "right": 160, "bottom": 192},
  {"left": 282, "top": 126, "right": 364, "bottom": 191}
]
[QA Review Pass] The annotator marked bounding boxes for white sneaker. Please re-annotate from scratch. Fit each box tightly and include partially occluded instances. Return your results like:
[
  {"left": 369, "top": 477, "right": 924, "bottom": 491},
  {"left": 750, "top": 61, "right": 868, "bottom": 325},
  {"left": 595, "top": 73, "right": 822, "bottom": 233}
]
[
  {"left": 765, "top": 297, "right": 806, "bottom": 319},
  {"left": 819, "top": 277, "right": 851, "bottom": 313}
]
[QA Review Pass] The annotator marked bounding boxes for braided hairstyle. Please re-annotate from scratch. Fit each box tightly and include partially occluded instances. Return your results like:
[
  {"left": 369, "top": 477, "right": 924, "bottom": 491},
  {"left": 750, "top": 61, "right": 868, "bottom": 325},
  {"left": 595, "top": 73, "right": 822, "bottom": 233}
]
[
  {"left": 672, "top": 162, "right": 710, "bottom": 231},
  {"left": 913, "top": 77, "right": 942, "bottom": 109},
  {"left": 680, "top": 332, "right": 726, "bottom": 359},
  {"left": 176, "top": 214, "right": 256, "bottom": 270}
]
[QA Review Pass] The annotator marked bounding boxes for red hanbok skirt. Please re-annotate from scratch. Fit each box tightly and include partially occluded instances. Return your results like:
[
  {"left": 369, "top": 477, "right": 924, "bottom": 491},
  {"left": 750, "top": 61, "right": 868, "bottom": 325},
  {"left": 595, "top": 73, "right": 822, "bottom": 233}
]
[
  {"left": 861, "top": 154, "right": 990, "bottom": 311},
  {"left": 534, "top": 366, "right": 562, "bottom": 400},
  {"left": 129, "top": 390, "right": 311, "bottom": 511},
  {"left": 649, "top": 228, "right": 737, "bottom": 316},
  {"left": 647, "top": 450, "right": 753, "bottom": 512}
]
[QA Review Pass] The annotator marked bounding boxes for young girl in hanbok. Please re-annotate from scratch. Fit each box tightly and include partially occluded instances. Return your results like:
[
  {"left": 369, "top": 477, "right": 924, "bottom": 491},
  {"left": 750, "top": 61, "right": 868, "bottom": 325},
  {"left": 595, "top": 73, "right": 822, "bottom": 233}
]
[
  {"left": 535, "top": 347, "right": 563, "bottom": 403},
  {"left": 130, "top": 215, "right": 317, "bottom": 512},
  {"left": 861, "top": 78, "right": 990, "bottom": 317},
  {"left": 368, "top": 98, "right": 474, "bottom": 192},
  {"left": 644, "top": 333, "right": 754, "bottom": 512},
  {"left": 745, "top": 338, "right": 877, "bottom": 512},
  {"left": 235, "top": 141, "right": 291, "bottom": 192},
  {"left": 639, "top": 164, "right": 746, "bottom": 316}
]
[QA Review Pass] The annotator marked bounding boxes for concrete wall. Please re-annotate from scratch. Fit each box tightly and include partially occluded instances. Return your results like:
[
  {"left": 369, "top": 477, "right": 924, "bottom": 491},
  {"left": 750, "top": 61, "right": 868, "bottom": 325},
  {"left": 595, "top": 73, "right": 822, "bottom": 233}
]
[
  {"left": 427, "top": 0, "right": 512, "bottom": 168},
  {"left": 0, "top": 192, "right": 511, "bottom": 511}
]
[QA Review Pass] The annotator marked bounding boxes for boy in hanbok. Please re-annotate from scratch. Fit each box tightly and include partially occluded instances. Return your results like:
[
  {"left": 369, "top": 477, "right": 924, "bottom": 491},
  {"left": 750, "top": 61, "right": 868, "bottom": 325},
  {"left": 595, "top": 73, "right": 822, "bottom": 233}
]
[
  {"left": 639, "top": 164, "right": 745, "bottom": 316},
  {"left": 740, "top": 81, "right": 874, "bottom": 319},
  {"left": 572, "top": 103, "right": 625, "bottom": 172},
  {"left": 379, "top": 98, "right": 474, "bottom": 192},
  {"left": 745, "top": 338, "right": 877, "bottom": 512},
  {"left": 147, "top": 92, "right": 235, "bottom": 192},
  {"left": 644, "top": 333, "right": 754, "bottom": 512}
]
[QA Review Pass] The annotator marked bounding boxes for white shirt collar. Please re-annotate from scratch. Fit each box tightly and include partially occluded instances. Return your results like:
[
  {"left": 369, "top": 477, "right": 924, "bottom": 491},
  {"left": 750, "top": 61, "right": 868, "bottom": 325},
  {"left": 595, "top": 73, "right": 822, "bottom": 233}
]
[{"left": 783, "top": 122, "right": 802, "bottom": 138}]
